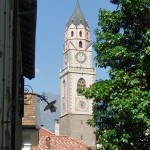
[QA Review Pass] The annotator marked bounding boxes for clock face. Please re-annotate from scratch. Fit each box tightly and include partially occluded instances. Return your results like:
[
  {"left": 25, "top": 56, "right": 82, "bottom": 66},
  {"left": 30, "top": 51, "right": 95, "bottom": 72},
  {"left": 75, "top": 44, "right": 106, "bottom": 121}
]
[
  {"left": 75, "top": 52, "right": 87, "bottom": 64},
  {"left": 76, "top": 98, "right": 88, "bottom": 111}
]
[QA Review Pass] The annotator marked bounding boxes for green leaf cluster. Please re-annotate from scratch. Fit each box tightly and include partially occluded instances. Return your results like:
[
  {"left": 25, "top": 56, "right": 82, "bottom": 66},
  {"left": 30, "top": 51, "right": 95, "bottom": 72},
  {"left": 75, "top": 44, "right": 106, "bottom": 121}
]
[{"left": 82, "top": 0, "right": 150, "bottom": 149}]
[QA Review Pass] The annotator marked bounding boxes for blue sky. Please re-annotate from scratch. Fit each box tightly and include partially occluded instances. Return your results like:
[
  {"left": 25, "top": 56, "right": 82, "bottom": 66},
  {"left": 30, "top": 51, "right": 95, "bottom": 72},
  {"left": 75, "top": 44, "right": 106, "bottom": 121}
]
[{"left": 25, "top": 0, "right": 116, "bottom": 94}]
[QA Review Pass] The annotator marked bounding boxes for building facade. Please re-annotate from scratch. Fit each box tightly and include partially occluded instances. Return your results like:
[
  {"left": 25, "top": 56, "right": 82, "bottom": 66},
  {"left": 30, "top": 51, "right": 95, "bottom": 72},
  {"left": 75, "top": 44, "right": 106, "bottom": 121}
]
[
  {"left": 0, "top": 0, "right": 37, "bottom": 149},
  {"left": 59, "top": 0, "right": 96, "bottom": 147}
]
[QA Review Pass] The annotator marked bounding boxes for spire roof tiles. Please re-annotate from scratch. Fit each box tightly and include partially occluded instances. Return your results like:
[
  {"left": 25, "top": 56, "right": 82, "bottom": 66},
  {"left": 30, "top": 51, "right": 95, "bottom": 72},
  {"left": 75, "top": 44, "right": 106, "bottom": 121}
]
[{"left": 67, "top": 0, "right": 88, "bottom": 28}]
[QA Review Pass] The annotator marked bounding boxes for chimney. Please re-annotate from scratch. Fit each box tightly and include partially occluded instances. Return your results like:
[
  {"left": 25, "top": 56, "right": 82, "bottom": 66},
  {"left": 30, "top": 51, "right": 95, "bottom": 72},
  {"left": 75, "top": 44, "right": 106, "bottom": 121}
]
[{"left": 55, "top": 119, "right": 60, "bottom": 135}]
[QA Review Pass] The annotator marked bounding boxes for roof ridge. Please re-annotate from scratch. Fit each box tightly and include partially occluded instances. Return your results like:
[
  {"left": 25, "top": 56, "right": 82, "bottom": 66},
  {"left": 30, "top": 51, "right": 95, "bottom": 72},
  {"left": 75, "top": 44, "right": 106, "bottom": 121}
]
[
  {"left": 50, "top": 135, "right": 69, "bottom": 137},
  {"left": 40, "top": 127, "right": 54, "bottom": 134},
  {"left": 86, "top": 40, "right": 92, "bottom": 50},
  {"left": 41, "top": 132, "right": 87, "bottom": 146}
]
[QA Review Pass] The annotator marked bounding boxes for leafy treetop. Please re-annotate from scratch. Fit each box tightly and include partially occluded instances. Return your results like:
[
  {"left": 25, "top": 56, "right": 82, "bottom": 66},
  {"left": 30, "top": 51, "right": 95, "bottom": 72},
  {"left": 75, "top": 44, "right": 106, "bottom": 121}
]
[{"left": 82, "top": 0, "right": 150, "bottom": 149}]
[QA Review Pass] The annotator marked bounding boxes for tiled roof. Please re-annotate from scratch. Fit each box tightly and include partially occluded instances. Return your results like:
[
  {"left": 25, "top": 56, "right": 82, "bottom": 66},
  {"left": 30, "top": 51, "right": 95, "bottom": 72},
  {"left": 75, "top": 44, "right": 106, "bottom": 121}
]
[
  {"left": 67, "top": 0, "right": 88, "bottom": 28},
  {"left": 22, "top": 94, "right": 36, "bottom": 126},
  {"left": 32, "top": 127, "right": 88, "bottom": 150}
]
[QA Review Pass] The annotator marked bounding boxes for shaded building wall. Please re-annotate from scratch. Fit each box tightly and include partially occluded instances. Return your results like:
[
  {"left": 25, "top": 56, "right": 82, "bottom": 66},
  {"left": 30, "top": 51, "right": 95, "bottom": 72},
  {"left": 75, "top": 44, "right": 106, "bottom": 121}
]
[
  {"left": 0, "top": 0, "right": 37, "bottom": 149},
  {"left": 60, "top": 114, "right": 95, "bottom": 146},
  {"left": 0, "top": 0, "right": 14, "bottom": 149}
]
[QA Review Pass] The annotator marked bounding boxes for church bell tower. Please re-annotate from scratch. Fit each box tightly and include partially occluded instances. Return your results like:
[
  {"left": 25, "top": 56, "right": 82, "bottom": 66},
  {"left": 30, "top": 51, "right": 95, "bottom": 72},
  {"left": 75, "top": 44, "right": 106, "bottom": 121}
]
[{"left": 59, "top": 0, "right": 96, "bottom": 147}]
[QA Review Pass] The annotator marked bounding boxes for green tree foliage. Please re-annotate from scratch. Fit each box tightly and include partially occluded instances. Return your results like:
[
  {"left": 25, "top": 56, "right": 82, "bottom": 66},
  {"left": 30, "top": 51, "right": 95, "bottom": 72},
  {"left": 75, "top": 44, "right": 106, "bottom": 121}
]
[{"left": 82, "top": 0, "right": 150, "bottom": 149}]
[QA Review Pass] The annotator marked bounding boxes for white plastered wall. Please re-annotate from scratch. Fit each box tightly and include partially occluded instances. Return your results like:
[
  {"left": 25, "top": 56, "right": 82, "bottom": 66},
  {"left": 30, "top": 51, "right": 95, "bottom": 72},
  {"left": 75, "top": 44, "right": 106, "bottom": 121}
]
[{"left": 68, "top": 72, "right": 95, "bottom": 114}]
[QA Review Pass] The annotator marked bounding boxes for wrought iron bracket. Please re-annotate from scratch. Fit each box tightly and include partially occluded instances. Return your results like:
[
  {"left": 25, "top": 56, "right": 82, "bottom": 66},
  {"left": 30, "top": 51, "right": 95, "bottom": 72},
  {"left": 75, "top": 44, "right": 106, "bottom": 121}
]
[{"left": 24, "top": 85, "right": 57, "bottom": 113}]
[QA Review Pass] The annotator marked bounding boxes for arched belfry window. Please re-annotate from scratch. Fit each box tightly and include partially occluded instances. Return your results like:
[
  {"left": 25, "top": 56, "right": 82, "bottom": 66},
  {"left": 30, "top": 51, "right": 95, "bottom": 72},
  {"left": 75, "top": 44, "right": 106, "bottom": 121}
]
[
  {"left": 79, "top": 31, "right": 82, "bottom": 37},
  {"left": 71, "top": 31, "right": 74, "bottom": 37},
  {"left": 79, "top": 41, "right": 83, "bottom": 48},
  {"left": 77, "top": 78, "right": 86, "bottom": 96}
]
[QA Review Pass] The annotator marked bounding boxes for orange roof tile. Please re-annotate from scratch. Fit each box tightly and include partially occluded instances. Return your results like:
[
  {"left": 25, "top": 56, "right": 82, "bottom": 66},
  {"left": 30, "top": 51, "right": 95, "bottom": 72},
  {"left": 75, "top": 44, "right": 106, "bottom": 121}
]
[{"left": 32, "top": 127, "right": 88, "bottom": 150}]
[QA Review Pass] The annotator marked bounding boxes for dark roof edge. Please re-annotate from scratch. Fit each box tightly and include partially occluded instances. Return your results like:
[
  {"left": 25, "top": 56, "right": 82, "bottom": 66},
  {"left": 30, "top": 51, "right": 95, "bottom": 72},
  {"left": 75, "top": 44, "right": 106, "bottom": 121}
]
[{"left": 19, "top": 0, "right": 37, "bottom": 79}]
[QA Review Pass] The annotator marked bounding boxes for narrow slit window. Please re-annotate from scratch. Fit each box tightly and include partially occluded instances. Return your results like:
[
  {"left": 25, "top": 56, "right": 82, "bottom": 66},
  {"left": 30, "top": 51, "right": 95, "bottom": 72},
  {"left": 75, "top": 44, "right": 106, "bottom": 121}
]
[
  {"left": 71, "top": 31, "right": 74, "bottom": 37},
  {"left": 79, "top": 31, "right": 82, "bottom": 37},
  {"left": 81, "top": 135, "right": 83, "bottom": 140},
  {"left": 63, "top": 80, "right": 65, "bottom": 97},
  {"left": 79, "top": 41, "right": 83, "bottom": 48}
]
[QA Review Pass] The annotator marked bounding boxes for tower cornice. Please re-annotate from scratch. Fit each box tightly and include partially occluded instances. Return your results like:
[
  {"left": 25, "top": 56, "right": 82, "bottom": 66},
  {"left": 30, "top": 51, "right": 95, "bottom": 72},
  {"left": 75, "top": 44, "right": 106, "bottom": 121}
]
[{"left": 60, "top": 66, "right": 96, "bottom": 79}]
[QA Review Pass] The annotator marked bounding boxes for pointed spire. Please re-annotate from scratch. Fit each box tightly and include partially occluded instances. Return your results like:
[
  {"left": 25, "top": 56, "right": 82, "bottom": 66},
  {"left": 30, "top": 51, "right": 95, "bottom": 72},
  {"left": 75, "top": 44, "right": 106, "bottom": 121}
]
[{"left": 67, "top": 0, "right": 88, "bottom": 27}]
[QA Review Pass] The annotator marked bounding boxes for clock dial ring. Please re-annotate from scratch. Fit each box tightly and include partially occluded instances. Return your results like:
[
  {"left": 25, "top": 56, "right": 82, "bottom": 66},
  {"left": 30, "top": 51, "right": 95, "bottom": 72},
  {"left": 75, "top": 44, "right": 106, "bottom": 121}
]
[
  {"left": 75, "top": 52, "right": 87, "bottom": 64},
  {"left": 76, "top": 98, "right": 88, "bottom": 111}
]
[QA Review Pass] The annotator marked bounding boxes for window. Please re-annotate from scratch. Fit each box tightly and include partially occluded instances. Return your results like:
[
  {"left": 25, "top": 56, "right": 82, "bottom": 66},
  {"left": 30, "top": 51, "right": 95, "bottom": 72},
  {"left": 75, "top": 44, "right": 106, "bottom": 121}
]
[
  {"left": 71, "top": 31, "right": 74, "bottom": 37},
  {"left": 77, "top": 78, "right": 86, "bottom": 96},
  {"left": 63, "top": 80, "right": 65, "bottom": 97},
  {"left": 22, "top": 144, "right": 31, "bottom": 150},
  {"left": 81, "top": 135, "right": 83, "bottom": 140},
  {"left": 79, "top": 31, "right": 82, "bottom": 37},
  {"left": 79, "top": 41, "right": 83, "bottom": 48}
]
